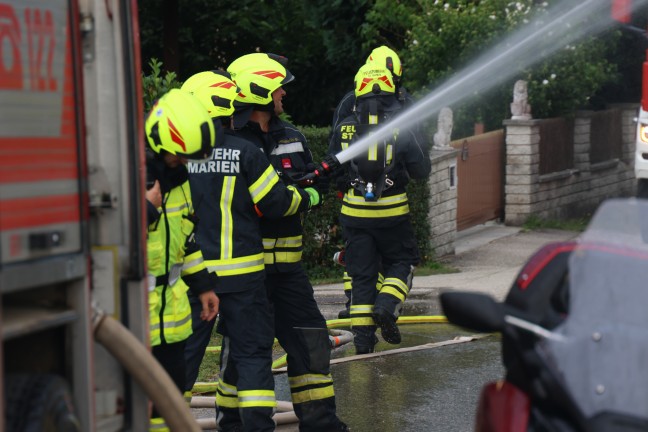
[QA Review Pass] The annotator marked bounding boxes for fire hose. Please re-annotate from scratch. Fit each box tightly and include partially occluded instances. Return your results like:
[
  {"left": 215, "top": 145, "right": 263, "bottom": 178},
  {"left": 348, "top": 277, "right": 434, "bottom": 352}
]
[
  {"left": 192, "top": 316, "right": 448, "bottom": 393},
  {"left": 92, "top": 306, "right": 201, "bottom": 432}
]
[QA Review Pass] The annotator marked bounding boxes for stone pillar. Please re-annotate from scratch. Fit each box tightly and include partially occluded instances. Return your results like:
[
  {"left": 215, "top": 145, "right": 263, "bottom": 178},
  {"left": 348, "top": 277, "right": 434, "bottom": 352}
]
[
  {"left": 428, "top": 148, "right": 459, "bottom": 257},
  {"left": 609, "top": 103, "right": 640, "bottom": 164},
  {"left": 502, "top": 120, "right": 541, "bottom": 225},
  {"left": 573, "top": 111, "right": 592, "bottom": 173}
]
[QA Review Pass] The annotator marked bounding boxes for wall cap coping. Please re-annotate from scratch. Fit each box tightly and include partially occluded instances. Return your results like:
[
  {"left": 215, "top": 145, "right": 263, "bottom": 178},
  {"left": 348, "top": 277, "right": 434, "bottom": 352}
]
[
  {"left": 591, "top": 158, "right": 619, "bottom": 172},
  {"left": 538, "top": 168, "right": 579, "bottom": 183},
  {"left": 574, "top": 110, "right": 594, "bottom": 118},
  {"left": 576, "top": 106, "right": 639, "bottom": 117},
  {"left": 431, "top": 148, "right": 459, "bottom": 163},
  {"left": 503, "top": 119, "right": 543, "bottom": 127},
  {"left": 607, "top": 103, "right": 640, "bottom": 109}
]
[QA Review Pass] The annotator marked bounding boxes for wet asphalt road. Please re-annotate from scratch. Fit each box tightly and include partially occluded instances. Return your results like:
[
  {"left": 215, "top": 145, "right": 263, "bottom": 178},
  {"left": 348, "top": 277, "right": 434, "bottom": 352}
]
[
  {"left": 193, "top": 307, "right": 503, "bottom": 432},
  {"left": 274, "top": 324, "right": 504, "bottom": 432}
]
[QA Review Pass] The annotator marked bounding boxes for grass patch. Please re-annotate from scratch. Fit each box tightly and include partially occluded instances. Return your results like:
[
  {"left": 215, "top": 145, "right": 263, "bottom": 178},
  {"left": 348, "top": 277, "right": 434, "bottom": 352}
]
[
  {"left": 415, "top": 260, "right": 459, "bottom": 276},
  {"left": 196, "top": 332, "right": 222, "bottom": 384},
  {"left": 522, "top": 215, "right": 590, "bottom": 232}
]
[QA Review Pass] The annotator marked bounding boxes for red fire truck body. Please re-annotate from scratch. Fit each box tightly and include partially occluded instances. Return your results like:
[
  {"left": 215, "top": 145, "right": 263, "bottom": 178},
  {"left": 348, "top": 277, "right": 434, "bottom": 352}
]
[{"left": 0, "top": 0, "right": 150, "bottom": 430}]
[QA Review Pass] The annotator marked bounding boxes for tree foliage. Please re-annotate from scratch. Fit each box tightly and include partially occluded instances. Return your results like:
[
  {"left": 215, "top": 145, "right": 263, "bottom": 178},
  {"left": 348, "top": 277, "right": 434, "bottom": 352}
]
[
  {"left": 360, "top": 0, "right": 627, "bottom": 137},
  {"left": 138, "top": 1, "right": 645, "bottom": 133},
  {"left": 138, "top": 0, "right": 373, "bottom": 127}
]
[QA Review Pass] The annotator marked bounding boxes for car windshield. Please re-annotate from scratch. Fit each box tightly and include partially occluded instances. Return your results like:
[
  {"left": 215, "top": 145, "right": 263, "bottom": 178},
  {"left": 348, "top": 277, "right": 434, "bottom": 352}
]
[{"left": 543, "top": 198, "right": 648, "bottom": 421}]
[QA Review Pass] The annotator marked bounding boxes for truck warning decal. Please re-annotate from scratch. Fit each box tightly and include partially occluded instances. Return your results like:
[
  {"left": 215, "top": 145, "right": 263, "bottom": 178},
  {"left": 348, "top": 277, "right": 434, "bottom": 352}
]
[
  {"left": 0, "top": 0, "right": 81, "bottom": 265},
  {"left": 0, "top": 0, "right": 67, "bottom": 137}
]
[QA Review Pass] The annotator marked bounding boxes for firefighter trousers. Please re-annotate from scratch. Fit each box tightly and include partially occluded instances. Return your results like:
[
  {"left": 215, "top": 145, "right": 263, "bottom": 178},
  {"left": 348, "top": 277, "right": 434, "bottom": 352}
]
[
  {"left": 344, "top": 220, "right": 419, "bottom": 346},
  {"left": 150, "top": 340, "right": 186, "bottom": 431},
  {"left": 266, "top": 268, "right": 346, "bottom": 432},
  {"left": 185, "top": 290, "right": 215, "bottom": 394},
  {"left": 214, "top": 281, "right": 276, "bottom": 432}
]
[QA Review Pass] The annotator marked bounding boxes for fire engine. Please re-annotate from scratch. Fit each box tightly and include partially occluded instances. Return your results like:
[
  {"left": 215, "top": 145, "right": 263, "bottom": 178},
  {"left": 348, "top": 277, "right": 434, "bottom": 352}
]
[
  {"left": 615, "top": 0, "right": 648, "bottom": 197},
  {"left": 0, "top": 1, "right": 191, "bottom": 430},
  {"left": 636, "top": 50, "right": 648, "bottom": 197}
]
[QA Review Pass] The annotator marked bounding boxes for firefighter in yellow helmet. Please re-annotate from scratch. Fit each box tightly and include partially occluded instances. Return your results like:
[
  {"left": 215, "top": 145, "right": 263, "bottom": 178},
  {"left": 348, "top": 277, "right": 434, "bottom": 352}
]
[
  {"left": 227, "top": 53, "right": 349, "bottom": 432},
  {"left": 329, "top": 46, "right": 415, "bottom": 319},
  {"left": 143, "top": 88, "right": 220, "bottom": 432},
  {"left": 180, "top": 70, "right": 324, "bottom": 432},
  {"left": 328, "top": 63, "right": 431, "bottom": 355}
]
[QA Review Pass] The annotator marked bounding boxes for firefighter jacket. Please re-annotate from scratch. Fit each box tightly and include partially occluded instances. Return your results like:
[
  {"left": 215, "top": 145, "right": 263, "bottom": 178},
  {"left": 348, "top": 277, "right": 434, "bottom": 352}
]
[
  {"left": 146, "top": 156, "right": 216, "bottom": 347},
  {"left": 328, "top": 87, "right": 415, "bottom": 148},
  {"left": 233, "top": 117, "right": 315, "bottom": 273},
  {"left": 328, "top": 103, "right": 431, "bottom": 229},
  {"left": 188, "top": 130, "right": 312, "bottom": 288}
]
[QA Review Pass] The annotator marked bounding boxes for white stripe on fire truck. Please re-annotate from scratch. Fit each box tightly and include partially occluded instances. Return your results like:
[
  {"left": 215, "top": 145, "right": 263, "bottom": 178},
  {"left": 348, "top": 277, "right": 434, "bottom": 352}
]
[{"left": 0, "top": 179, "right": 78, "bottom": 200}]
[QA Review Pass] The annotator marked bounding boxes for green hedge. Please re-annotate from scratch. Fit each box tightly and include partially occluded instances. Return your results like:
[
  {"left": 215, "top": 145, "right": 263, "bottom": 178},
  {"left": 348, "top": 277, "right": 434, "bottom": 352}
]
[{"left": 300, "top": 126, "right": 431, "bottom": 280}]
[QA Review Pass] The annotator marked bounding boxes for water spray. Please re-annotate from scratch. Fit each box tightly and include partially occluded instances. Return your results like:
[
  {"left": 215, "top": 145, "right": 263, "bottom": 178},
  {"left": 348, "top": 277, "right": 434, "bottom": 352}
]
[{"left": 311, "top": 0, "right": 648, "bottom": 177}]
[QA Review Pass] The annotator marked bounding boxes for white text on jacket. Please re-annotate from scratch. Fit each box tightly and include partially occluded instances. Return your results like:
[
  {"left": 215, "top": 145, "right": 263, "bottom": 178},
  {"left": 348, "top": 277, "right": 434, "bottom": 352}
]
[{"left": 188, "top": 148, "right": 241, "bottom": 174}]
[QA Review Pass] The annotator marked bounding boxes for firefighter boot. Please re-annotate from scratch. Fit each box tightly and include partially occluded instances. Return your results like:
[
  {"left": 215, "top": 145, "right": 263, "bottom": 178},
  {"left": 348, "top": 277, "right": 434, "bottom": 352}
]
[
  {"left": 372, "top": 306, "right": 401, "bottom": 345},
  {"left": 353, "top": 326, "right": 378, "bottom": 354}
]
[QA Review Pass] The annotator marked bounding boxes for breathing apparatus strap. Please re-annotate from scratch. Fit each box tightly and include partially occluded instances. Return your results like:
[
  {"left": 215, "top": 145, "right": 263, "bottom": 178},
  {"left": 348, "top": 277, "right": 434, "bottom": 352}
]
[{"left": 349, "top": 98, "right": 397, "bottom": 201}]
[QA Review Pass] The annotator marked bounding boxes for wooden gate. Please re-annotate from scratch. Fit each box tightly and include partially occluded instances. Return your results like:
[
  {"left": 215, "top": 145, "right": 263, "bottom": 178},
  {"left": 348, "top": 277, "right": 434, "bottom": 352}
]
[{"left": 451, "top": 129, "right": 505, "bottom": 231}]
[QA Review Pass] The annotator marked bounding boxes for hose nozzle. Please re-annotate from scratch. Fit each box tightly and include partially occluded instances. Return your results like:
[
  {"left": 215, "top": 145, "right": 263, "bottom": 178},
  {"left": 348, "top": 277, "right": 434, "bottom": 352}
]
[{"left": 294, "top": 154, "right": 340, "bottom": 183}]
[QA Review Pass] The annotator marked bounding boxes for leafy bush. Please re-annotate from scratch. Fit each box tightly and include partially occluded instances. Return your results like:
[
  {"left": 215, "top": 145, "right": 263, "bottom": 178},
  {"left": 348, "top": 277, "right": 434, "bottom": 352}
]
[{"left": 142, "top": 58, "right": 183, "bottom": 112}]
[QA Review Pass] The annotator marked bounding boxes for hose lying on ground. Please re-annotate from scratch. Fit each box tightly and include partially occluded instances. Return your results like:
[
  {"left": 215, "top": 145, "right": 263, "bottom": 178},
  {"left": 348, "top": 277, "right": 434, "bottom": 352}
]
[
  {"left": 194, "top": 316, "right": 450, "bottom": 393},
  {"left": 270, "top": 329, "right": 353, "bottom": 370},
  {"left": 196, "top": 411, "right": 299, "bottom": 429},
  {"left": 92, "top": 307, "right": 201, "bottom": 432},
  {"left": 326, "top": 315, "right": 448, "bottom": 329},
  {"left": 190, "top": 397, "right": 298, "bottom": 429},
  {"left": 272, "top": 335, "right": 487, "bottom": 373}
]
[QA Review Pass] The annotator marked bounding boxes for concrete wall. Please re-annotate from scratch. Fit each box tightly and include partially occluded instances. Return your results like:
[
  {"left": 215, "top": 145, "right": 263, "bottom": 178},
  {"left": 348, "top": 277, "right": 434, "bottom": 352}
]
[
  {"left": 503, "top": 104, "right": 637, "bottom": 225},
  {"left": 428, "top": 148, "right": 459, "bottom": 257}
]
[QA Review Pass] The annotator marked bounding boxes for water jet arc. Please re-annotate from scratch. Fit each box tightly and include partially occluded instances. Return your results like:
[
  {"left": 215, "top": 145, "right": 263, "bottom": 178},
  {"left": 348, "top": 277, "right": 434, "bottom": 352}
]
[{"left": 334, "top": 0, "right": 638, "bottom": 165}]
